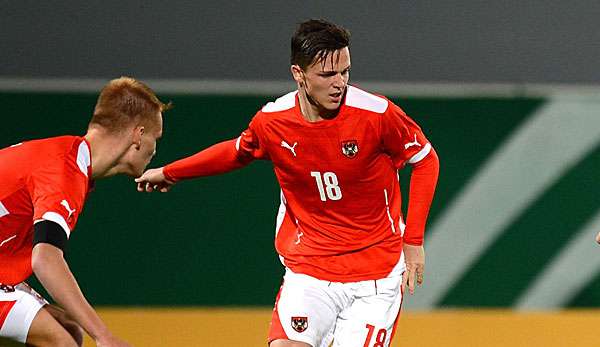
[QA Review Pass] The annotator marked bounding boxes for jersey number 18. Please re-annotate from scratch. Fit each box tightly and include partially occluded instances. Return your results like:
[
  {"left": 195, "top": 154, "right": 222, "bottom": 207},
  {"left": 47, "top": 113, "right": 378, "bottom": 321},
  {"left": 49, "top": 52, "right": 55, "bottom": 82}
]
[{"left": 310, "top": 171, "right": 342, "bottom": 201}]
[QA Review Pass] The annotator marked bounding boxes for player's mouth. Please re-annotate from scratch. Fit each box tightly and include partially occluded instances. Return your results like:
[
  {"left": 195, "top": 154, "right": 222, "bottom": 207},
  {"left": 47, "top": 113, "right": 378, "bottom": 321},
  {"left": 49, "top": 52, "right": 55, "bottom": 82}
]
[{"left": 329, "top": 91, "right": 343, "bottom": 103}]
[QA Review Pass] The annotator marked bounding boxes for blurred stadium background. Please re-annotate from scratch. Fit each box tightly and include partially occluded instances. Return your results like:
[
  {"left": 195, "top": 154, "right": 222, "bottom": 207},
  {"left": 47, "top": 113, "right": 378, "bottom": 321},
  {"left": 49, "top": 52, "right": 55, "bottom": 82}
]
[{"left": 2, "top": 1, "right": 600, "bottom": 346}]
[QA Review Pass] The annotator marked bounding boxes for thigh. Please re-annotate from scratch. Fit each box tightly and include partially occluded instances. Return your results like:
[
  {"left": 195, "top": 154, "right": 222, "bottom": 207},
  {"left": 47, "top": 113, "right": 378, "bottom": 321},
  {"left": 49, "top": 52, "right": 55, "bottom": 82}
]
[
  {"left": 0, "top": 283, "right": 47, "bottom": 344},
  {"left": 43, "top": 304, "right": 83, "bottom": 346},
  {"left": 269, "top": 270, "right": 343, "bottom": 347},
  {"left": 332, "top": 276, "right": 403, "bottom": 347},
  {"left": 26, "top": 306, "right": 79, "bottom": 347}
]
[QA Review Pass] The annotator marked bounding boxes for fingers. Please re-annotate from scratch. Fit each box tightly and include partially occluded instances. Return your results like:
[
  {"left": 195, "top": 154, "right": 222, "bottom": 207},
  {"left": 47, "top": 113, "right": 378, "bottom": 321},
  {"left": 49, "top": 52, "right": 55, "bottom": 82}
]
[
  {"left": 136, "top": 180, "right": 172, "bottom": 193},
  {"left": 408, "top": 269, "right": 415, "bottom": 295},
  {"left": 403, "top": 268, "right": 416, "bottom": 295},
  {"left": 416, "top": 271, "right": 424, "bottom": 286}
]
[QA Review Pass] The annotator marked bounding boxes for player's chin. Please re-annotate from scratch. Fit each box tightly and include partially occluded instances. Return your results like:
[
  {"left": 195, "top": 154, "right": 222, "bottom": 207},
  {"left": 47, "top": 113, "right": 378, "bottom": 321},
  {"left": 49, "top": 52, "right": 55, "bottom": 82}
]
[
  {"left": 323, "top": 100, "right": 342, "bottom": 110},
  {"left": 126, "top": 163, "right": 147, "bottom": 178}
]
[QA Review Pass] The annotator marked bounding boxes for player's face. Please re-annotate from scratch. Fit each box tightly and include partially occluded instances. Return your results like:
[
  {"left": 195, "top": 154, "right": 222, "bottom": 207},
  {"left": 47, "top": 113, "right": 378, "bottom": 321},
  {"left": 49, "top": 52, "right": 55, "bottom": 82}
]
[
  {"left": 129, "top": 111, "right": 163, "bottom": 176},
  {"left": 294, "top": 47, "right": 351, "bottom": 115}
]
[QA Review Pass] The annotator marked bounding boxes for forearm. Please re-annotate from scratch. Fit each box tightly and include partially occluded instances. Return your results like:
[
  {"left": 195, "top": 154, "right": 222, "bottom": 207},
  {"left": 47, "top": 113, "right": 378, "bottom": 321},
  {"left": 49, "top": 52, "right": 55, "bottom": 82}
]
[
  {"left": 404, "top": 148, "right": 439, "bottom": 245},
  {"left": 32, "top": 244, "right": 111, "bottom": 341},
  {"left": 163, "top": 139, "right": 251, "bottom": 182}
]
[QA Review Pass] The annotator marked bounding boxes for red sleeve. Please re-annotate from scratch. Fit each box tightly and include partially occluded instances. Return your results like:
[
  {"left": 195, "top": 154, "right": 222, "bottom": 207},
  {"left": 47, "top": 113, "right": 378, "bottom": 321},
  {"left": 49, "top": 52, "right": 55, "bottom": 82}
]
[
  {"left": 380, "top": 102, "right": 439, "bottom": 245},
  {"left": 403, "top": 147, "right": 439, "bottom": 245},
  {"left": 163, "top": 118, "right": 269, "bottom": 182},
  {"left": 30, "top": 157, "right": 88, "bottom": 239},
  {"left": 381, "top": 102, "right": 431, "bottom": 169}
]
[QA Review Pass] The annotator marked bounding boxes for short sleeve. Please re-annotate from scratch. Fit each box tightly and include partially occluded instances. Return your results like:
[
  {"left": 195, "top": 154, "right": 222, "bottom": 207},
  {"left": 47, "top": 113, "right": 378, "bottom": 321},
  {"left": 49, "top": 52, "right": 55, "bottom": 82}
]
[
  {"left": 381, "top": 102, "right": 433, "bottom": 168},
  {"left": 30, "top": 158, "right": 88, "bottom": 239}
]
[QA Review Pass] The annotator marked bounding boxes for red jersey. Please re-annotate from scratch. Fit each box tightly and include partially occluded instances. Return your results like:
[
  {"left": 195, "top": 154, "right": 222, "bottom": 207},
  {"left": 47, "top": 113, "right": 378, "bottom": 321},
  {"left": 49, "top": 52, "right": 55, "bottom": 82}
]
[
  {"left": 165, "top": 85, "right": 438, "bottom": 282},
  {"left": 0, "top": 136, "right": 93, "bottom": 285}
]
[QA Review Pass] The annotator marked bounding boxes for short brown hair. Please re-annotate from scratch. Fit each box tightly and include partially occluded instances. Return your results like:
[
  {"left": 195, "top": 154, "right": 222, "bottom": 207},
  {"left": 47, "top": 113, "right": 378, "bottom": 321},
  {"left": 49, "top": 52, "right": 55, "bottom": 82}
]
[
  {"left": 89, "top": 77, "right": 171, "bottom": 132},
  {"left": 291, "top": 19, "right": 350, "bottom": 70}
]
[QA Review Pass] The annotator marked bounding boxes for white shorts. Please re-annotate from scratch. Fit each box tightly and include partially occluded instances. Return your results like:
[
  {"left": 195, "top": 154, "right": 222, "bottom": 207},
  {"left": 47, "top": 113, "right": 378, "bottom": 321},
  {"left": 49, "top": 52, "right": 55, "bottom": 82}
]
[
  {"left": 0, "top": 283, "right": 48, "bottom": 343},
  {"left": 269, "top": 254, "right": 405, "bottom": 347}
]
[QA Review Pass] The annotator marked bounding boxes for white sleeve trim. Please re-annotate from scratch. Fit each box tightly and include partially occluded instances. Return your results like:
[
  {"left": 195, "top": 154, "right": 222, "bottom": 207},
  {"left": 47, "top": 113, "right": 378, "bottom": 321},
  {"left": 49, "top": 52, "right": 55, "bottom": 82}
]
[
  {"left": 35, "top": 212, "right": 71, "bottom": 238},
  {"left": 76, "top": 141, "right": 91, "bottom": 177},
  {"left": 0, "top": 201, "right": 8, "bottom": 217},
  {"left": 408, "top": 143, "right": 432, "bottom": 164},
  {"left": 235, "top": 135, "right": 242, "bottom": 151}
]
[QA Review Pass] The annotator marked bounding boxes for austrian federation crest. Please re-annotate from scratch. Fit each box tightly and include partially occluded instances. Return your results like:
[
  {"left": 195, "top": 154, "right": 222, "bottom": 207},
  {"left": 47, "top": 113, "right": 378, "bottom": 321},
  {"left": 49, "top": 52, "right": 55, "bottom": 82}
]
[
  {"left": 291, "top": 316, "right": 308, "bottom": 333},
  {"left": 341, "top": 140, "right": 359, "bottom": 158}
]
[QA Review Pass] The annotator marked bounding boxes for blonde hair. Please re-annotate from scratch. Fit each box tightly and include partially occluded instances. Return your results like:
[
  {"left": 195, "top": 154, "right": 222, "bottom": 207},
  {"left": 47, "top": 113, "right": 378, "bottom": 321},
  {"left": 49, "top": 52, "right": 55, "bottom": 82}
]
[{"left": 89, "top": 77, "right": 171, "bottom": 131}]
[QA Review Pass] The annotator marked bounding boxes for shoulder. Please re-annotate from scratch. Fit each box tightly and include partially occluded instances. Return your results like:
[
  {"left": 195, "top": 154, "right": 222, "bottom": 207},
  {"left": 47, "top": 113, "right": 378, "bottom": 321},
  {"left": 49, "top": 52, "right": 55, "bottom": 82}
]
[
  {"left": 260, "top": 91, "right": 297, "bottom": 113},
  {"left": 344, "top": 85, "right": 389, "bottom": 114},
  {"left": 30, "top": 136, "right": 91, "bottom": 178},
  {"left": 252, "top": 90, "right": 298, "bottom": 131}
]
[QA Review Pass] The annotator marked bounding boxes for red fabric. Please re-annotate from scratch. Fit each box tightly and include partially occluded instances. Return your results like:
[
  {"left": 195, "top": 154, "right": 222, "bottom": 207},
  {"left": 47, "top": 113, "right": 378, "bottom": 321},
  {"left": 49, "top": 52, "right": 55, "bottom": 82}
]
[
  {"left": 163, "top": 139, "right": 252, "bottom": 182},
  {"left": 0, "top": 301, "right": 17, "bottom": 328},
  {"left": 403, "top": 148, "right": 439, "bottom": 245},
  {"left": 161, "top": 85, "right": 438, "bottom": 282},
  {"left": 0, "top": 136, "right": 93, "bottom": 285}
]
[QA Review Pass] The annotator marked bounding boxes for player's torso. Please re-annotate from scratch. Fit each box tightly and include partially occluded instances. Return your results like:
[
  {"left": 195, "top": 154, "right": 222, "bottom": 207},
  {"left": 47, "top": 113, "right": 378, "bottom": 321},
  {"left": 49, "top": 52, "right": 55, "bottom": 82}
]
[
  {"left": 266, "top": 110, "right": 397, "bottom": 212},
  {"left": 0, "top": 136, "right": 90, "bottom": 284},
  {"left": 255, "top": 88, "right": 403, "bottom": 245}
]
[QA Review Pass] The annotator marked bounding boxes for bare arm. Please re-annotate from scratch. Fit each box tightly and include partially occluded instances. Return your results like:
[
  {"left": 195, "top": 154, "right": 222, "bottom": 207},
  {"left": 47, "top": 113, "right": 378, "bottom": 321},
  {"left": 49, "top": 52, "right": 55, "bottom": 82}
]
[{"left": 31, "top": 243, "right": 130, "bottom": 347}]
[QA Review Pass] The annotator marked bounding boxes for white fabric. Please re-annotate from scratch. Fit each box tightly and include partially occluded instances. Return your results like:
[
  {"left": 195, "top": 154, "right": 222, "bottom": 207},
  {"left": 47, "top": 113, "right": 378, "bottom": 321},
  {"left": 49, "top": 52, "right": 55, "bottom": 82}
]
[
  {"left": 262, "top": 91, "right": 297, "bottom": 113},
  {"left": 76, "top": 141, "right": 91, "bottom": 177},
  {"left": 345, "top": 85, "right": 389, "bottom": 113},
  {"left": 0, "top": 201, "right": 8, "bottom": 218},
  {"left": 407, "top": 142, "right": 431, "bottom": 164},
  {"left": 0, "top": 283, "right": 48, "bottom": 343},
  {"left": 275, "top": 253, "right": 404, "bottom": 347}
]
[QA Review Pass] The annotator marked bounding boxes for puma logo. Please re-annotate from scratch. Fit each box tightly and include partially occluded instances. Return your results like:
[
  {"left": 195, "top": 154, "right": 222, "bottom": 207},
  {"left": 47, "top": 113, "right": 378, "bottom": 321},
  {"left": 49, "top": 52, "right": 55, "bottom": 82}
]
[
  {"left": 60, "top": 200, "right": 76, "bottom": 219},
  {"left": 404, "top": 134, "right": 422, "bottom": 150},
  {"left": 281, "top": 140, "right": 298, "bottom": 157}
]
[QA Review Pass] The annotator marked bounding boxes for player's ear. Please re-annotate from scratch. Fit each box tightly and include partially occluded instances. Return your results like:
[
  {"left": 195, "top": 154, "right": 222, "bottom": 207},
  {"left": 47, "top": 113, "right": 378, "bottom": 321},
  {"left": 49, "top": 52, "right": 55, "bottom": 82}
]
[
  {"left": 132, "top": 125, "right": 144, "bottom": 150},
  {"left": 291, "top": 65, "right": 304, "bottom": 84}
]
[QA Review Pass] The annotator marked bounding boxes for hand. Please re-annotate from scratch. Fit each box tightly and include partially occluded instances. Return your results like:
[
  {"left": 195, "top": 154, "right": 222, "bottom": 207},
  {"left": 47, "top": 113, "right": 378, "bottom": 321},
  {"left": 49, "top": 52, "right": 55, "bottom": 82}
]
[
  {"left": 596, "top": 231, "right": 600, "bottom": 244},
  {"left": 402, "top": 244, "right": 425, "bottom": 295},
  {"left": 135, "top": 167, "right": 173, "bottom": 193},
  {"left": 96, "top": 334, "right": 132, "bottom": 347}
]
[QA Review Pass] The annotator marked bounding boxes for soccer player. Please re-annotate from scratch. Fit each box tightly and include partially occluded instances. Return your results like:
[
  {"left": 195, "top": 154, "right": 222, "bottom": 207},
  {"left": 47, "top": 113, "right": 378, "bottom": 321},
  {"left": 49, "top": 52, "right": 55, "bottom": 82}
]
[
  {"left": 0, "top": 77, "right": 169, "bottom": 347},
  {"left": 136, "top": 19, "right": 439, "bottom": 347}
]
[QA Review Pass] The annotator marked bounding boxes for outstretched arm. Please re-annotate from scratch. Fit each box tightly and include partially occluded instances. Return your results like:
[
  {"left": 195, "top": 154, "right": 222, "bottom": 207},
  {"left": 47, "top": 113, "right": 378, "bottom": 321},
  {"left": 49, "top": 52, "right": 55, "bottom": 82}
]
[
  {"left": 136, "top": 138, "right": 255, "bottom": 192},
  {"left": 32, "top": 224, "right": 130, "bottom": 347}
]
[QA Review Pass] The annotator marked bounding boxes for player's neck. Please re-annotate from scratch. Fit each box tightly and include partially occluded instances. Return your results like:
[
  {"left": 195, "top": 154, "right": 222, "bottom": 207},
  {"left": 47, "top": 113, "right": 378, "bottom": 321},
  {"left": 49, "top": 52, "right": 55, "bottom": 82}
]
[
  {"left": 84, "top": 129, "right": 131, "bottom": 179},
  {"left": 297, "top": 89, "right": 338, "bottom": 122}
]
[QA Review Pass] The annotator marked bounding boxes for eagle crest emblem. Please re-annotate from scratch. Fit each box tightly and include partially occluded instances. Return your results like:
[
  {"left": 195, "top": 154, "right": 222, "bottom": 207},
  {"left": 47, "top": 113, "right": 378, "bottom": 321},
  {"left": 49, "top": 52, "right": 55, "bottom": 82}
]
[
  {"left": 291, "top": 316, "right": 308, "bottom": 333},
  {"left": 341, "top": 140, "right": 359, "bottom": 158}
]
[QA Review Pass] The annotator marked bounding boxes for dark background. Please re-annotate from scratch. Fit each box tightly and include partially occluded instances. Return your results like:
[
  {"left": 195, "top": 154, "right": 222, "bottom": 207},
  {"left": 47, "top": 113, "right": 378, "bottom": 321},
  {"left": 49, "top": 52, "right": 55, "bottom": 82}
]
[{"left": 1, "top": 1, "right": 598, "bottom": 83}]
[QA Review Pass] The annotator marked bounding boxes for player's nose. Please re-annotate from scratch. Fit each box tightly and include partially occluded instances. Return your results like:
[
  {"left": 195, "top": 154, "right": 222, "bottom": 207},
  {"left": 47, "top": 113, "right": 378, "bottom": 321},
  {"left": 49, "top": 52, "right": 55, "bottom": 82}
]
[{"left": 332, "top": 73, "right": 345, "bottom": 88}]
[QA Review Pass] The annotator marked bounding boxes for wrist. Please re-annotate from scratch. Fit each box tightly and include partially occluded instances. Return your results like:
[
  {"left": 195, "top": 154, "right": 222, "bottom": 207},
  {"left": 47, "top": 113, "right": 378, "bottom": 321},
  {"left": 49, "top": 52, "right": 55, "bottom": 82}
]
[{"left": 162, "top": 166, "right": 176, "bottom": 183}]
